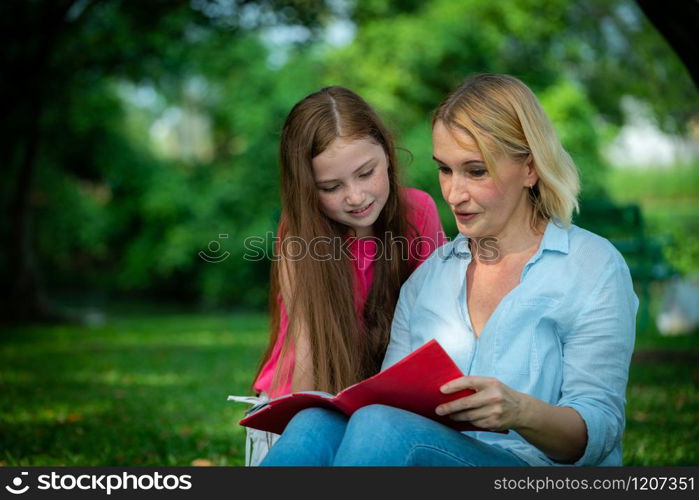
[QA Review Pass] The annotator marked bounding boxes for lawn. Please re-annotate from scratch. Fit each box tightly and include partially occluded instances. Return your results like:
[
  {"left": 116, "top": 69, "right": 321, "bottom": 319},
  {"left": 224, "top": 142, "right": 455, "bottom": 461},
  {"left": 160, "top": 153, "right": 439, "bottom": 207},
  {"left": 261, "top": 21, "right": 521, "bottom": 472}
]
[
  {"left": 1, "top": 307, "right": 697, "bottom": 466},
  {"left": 624, "top": 321, "right": 699, "bottom": 465},
  {"left": 0, "top": 310, "right": 263, "bottom": 466}
]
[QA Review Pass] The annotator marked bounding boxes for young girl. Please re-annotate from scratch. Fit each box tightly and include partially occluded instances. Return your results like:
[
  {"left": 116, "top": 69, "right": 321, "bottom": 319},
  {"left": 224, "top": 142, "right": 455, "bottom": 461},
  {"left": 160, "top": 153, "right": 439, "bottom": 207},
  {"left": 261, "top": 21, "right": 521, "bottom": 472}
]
[{"left": 246, "top": 87, "right": 446, "bottom": 461}]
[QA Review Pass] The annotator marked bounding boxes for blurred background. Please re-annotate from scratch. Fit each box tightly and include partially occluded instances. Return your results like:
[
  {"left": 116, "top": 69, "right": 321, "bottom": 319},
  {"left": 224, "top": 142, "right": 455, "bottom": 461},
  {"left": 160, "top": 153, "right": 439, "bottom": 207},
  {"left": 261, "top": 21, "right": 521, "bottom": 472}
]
[{"left": 1, "top": 0, "right": 697, "bottom": 465}]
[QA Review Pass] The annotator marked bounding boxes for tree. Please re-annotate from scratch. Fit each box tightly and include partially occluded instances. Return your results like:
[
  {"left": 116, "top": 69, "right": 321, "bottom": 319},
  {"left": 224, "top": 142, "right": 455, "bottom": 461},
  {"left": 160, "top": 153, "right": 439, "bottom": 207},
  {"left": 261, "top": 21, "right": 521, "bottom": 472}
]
[{"left": 1, "top": 0, "right": 331, "bottom": 321}]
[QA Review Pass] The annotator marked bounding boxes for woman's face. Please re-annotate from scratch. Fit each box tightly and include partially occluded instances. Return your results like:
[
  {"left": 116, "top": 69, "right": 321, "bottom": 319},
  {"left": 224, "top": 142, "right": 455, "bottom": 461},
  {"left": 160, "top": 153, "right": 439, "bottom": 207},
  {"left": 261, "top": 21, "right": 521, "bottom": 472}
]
[
  {"left": 432, "top": 120, "right": 537, "bottom": 241},
  {"left": 312, "top": 136, "right": 390, "bottom": 238}
]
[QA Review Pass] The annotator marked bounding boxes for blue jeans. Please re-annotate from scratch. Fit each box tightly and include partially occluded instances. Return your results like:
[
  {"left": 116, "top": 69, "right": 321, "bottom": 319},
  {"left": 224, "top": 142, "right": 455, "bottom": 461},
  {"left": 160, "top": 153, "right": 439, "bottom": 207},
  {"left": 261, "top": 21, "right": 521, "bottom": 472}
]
[{"left": 261, "top": 404, "right": 529, "bottom": 466}]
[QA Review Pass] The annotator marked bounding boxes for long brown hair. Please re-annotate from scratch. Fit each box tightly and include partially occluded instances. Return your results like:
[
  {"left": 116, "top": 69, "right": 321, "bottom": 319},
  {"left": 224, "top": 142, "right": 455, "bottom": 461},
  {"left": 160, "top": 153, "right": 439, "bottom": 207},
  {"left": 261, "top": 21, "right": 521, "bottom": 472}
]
[{"left": 255, "top": 86, "right": 414, "bottom": 394}]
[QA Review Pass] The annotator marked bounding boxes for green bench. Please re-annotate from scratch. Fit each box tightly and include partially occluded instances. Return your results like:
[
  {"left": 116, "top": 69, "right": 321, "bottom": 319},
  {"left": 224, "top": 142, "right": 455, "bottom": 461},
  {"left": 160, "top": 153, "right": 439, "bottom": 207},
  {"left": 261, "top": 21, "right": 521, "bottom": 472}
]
[{"left": 574, "top": 200, "right": 675, "bottom": 332}]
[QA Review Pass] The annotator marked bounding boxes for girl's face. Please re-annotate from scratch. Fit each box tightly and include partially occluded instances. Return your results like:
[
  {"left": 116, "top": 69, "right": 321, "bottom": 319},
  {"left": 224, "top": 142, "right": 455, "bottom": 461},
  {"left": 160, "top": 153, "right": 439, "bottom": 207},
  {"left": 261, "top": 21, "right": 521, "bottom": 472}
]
[
  {"left": 432, "top": 120, "right": 538, "bottom": 241},
  {"left": 312, "top": 136, "right": 390, "bottom": 238}
]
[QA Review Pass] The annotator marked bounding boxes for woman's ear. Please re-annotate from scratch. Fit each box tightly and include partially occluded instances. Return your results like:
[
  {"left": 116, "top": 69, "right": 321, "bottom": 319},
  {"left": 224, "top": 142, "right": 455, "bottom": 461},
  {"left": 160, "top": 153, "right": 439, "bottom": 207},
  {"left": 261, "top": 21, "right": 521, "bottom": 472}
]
[{"left": 524, "top": 154, "right": 539, "bottom": 187}]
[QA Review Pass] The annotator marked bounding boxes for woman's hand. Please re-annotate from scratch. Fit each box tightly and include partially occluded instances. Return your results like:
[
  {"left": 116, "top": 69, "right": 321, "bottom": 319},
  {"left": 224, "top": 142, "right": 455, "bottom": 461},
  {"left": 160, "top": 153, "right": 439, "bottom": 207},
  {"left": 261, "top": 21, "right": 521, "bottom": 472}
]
[
  {"left": 437, "top": 375, "right": 588, "bottom": 462},
  {"left": 435, "top": 376, "right": 527, "bottom": 431}
]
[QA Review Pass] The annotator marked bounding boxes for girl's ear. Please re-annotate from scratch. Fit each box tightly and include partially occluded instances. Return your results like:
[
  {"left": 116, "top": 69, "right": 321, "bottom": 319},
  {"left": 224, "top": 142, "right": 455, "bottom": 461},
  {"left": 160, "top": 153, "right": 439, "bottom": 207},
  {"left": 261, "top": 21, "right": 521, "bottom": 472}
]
[{"left": 524, "top": 154, "right": 539, "bottom": 187}]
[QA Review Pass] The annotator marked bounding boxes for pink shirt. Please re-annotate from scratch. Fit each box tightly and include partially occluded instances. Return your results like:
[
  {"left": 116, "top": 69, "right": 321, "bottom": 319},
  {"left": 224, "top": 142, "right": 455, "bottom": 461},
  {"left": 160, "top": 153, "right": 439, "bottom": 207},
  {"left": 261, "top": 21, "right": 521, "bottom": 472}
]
[{"left": 253, "top": 187, "right": 447, "bottom": 396}]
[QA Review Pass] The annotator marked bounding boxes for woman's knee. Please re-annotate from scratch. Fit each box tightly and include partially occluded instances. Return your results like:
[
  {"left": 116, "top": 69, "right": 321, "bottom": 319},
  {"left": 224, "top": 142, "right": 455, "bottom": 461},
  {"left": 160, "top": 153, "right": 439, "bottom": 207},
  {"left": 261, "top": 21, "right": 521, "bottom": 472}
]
[{"left": 334, "top": 405, "right": 424, "bottom": 465}]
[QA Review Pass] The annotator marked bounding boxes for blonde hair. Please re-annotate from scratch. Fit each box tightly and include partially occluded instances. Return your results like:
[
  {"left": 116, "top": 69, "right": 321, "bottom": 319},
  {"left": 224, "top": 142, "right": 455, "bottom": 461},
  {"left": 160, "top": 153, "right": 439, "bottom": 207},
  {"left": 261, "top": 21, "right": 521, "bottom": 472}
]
[{"left": 433, "top": 73, "right": 580, "bottom": 227}]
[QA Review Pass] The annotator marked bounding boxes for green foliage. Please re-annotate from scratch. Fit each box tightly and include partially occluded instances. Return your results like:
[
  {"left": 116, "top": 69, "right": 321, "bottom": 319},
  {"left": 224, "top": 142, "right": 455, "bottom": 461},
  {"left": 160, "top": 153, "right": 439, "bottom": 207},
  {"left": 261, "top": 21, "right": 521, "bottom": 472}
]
[
  {"left": 3, "top": 0, "right": 696, "bottom": 308},
  {"left": 538, "top": 80, "right": 609, "bottom": 199},
  {"left": 563, "top": 0, "right": 698, "bottom": 133},
  {"left": 663, "top": 232, "right": 699, "bottom": 277},
  {"left": 325, "top": 0, "right": 613, "bottom": 210}
]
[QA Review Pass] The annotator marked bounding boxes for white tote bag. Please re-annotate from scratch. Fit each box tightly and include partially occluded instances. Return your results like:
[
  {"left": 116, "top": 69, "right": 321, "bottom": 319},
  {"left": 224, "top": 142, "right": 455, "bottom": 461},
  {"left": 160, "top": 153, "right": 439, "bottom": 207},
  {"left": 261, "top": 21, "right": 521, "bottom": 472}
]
[{"left": 228, "top": 394, "right": 280, "bottom": 466}]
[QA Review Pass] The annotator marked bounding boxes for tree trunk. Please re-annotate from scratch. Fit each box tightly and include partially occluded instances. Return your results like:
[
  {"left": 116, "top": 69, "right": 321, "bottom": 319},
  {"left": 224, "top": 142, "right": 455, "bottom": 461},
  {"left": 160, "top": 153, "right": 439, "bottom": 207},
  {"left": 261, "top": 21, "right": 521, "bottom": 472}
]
[{"left": 5, "top": 1, "right": 76, "bottom": 323}]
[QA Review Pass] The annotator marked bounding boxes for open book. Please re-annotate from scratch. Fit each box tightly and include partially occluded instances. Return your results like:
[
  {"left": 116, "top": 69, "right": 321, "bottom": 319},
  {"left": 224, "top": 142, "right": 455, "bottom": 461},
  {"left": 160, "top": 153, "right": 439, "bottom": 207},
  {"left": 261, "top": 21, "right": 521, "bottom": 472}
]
[{"left": 229, "top": 339, "right": 504, "bottom": 435}]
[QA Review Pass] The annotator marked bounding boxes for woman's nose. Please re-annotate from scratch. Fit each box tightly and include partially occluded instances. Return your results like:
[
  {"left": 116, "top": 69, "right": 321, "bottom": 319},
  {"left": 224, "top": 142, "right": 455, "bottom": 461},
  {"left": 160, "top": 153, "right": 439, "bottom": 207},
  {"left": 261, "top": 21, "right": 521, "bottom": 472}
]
[{"left": 446, "top": 176, "right": 470, "bottom": 207}]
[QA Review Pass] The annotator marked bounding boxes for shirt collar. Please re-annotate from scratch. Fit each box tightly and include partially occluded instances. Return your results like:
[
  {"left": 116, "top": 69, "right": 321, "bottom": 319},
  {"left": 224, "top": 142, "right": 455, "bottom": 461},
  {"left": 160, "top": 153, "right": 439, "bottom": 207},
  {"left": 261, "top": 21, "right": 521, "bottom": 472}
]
[
  {"left": 438, "top": 233, "right": 471, "bottom": 261},
  {"left": 440, "top": 218, "right": 569, "bottom": 261},
  {"left": 539, "top": 218, "right": 569, "bottom": 255}
]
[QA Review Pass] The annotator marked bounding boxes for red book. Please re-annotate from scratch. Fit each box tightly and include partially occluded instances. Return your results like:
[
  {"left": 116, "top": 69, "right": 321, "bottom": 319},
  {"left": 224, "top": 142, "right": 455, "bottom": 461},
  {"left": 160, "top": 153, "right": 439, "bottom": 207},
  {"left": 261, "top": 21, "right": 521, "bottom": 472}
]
[{"left": 232, "top": 339, "right": 504, "bottom": 435}]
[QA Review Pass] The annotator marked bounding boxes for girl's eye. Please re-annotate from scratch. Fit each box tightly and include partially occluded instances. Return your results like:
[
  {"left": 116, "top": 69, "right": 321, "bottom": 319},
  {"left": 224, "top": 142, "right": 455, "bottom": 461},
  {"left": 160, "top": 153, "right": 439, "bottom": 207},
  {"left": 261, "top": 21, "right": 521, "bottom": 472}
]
[
  {"left": 470, "top": 168, "right": 488, "bottom": 178},
  {"left": 437, "top": 166, "right": 452, "bottom": 175},
  {"left": 359, "top": 168, "right": 374, "bottom": 178},
  {"left": 320, "top": 185, "right": 339, "bottom": 193}
]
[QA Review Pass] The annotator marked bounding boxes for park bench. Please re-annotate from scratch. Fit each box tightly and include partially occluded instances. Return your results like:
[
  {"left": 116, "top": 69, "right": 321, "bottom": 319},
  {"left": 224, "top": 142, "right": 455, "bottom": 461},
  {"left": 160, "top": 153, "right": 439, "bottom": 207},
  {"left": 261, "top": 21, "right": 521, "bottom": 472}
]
[{"left": 574, "top": 200, "right": 675, "bottom": 332}]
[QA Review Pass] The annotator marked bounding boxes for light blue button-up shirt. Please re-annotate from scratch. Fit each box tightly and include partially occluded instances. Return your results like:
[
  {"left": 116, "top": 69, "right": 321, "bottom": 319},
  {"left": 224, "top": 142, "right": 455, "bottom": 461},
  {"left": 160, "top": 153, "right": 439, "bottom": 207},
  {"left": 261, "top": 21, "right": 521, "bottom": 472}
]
[{"left": 382, "top": 220, "right": 638, "bottom": 466}]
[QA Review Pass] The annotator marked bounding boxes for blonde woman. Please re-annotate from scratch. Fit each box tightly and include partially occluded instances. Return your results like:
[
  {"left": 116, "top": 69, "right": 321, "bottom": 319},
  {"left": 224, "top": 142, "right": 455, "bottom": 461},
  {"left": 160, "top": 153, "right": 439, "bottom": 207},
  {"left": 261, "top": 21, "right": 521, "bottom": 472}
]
[{"left": 262, "top": 74, "right": 637, "bottom": 466}]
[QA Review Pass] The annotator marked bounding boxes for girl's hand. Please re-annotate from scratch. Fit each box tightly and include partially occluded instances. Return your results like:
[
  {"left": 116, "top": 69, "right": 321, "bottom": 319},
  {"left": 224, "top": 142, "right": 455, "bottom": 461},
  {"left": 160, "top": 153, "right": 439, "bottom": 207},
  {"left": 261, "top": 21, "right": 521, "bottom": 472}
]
[{"left": 435, "top": 376, "right": 527, "bottom": 431}]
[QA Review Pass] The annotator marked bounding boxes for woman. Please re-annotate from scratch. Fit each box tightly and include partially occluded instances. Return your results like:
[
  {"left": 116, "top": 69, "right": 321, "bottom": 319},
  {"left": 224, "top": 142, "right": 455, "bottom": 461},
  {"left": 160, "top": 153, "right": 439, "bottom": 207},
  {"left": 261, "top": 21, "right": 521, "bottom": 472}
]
[{"left": 261, "top": 74, "right": 637, "bottom": 466}]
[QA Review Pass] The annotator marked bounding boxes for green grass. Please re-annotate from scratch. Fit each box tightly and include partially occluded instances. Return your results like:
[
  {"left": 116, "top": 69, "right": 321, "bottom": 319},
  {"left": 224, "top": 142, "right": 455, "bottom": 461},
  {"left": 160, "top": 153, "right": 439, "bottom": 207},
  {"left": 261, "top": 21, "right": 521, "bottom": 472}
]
[
  {"left": 606, "top": 163, "right": 699, "bottom": 276},
  {"left": 624, "top": 358, "right": 699, "bottom": 465},
  {"left": 606, "top": 162, "right": 699, "bottom": 239},
  {"left": 607, "top": 163, "right": 699, "bottom": 204},
  {"left": 624, "top": 318, "right": 699, "bottom": 465},
  {"left": 0, "top": 311, "right": 266, "bottom": 466},
  {"left": 1, "top": 309, "right": 697, "bottom": 465}
]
